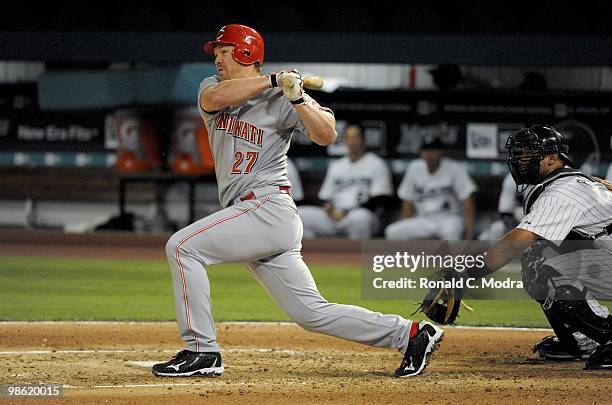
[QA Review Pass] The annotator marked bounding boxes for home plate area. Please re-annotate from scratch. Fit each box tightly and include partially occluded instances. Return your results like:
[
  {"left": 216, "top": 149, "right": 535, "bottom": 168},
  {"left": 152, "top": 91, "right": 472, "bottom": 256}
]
[{"left": 0, "top": 322, "right": 608, "bottom": 403}]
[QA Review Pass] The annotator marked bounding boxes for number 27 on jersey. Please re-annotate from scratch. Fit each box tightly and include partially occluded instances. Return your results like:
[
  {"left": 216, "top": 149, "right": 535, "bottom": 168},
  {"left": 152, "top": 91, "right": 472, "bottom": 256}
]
[{"left": 231, "top": 151, "right": 258, "bottom": 174}]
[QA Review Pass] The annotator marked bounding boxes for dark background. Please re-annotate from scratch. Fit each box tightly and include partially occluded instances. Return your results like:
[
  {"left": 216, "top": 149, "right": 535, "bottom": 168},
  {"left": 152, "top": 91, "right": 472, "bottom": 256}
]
[
  {"left": 3, "top": 1, "right": 612, "bottom": 34},
  {"left": 1, "top": 2, "right": 612, "bottom": 219},
  {"left": 2, "top": 1, "right": 612, "bottom": 65}
]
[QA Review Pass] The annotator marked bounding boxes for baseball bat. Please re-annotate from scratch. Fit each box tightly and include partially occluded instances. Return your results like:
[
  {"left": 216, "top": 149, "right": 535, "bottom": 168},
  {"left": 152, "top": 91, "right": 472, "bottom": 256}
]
[
  {"left": 279, "top": 75, "right": 324, "bottom": 91},
  {"left": 303, "top": 76, "right": 324, "bottom": 90}
]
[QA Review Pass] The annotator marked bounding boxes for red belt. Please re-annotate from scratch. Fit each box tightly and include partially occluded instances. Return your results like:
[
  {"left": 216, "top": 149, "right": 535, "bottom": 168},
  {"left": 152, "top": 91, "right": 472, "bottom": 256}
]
[{"left": 240, "top": 186, "right": 291, "bottom": 201}]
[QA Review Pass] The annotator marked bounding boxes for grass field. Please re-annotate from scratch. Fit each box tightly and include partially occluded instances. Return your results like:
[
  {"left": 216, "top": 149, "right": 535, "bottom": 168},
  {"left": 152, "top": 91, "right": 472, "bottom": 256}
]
[{"left": 0, "top": 255, "right": 553, "bottom": 327}]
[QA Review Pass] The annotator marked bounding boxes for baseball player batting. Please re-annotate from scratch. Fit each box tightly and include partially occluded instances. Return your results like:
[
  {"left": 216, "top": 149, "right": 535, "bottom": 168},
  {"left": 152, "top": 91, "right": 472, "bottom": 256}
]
[
  {"left": 420, "top": 125, "right": 612, "bottom": 369},
  {"left": 151, "top": 24, "right": 444, "bottom": 378}
]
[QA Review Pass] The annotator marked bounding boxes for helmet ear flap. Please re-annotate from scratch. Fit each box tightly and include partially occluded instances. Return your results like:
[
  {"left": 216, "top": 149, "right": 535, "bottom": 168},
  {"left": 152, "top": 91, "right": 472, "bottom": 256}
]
[
  {"left": 231, "top": 45, "right": 247, "bottom": 64},
  {"left": 530, "top": 125, "right": 575, "bottom": 168},
  {"left": 232, "top": 42, "right": 260, "bottom": 65}
]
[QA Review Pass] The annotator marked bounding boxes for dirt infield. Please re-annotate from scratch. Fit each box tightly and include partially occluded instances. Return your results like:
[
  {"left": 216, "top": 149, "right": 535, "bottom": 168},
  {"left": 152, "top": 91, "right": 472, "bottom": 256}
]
[{"left": 0, "top": 322, "right": 609, "bottom": 404}]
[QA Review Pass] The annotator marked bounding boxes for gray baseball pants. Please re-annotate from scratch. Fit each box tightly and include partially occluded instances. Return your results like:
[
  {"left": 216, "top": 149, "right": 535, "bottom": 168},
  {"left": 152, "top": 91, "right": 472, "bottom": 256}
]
[{"left": 165, "top": 191, "right": 411, "bottom": 354}]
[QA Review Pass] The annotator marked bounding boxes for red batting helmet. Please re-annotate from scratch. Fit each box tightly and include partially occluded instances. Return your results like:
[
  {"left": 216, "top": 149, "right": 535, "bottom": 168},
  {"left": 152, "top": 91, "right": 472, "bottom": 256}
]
[{"left": 203, "top": 24, "right": 264, "bottom": 65}]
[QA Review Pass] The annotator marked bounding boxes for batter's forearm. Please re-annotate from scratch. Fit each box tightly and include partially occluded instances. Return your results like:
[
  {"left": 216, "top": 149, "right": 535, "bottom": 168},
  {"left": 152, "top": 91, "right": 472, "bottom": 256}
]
[
  {"left": 200, "top": 76, "right": 271, "bottom": 112},
  {"left": 294, "top": 103, "right": 337, "bottom": 146}
]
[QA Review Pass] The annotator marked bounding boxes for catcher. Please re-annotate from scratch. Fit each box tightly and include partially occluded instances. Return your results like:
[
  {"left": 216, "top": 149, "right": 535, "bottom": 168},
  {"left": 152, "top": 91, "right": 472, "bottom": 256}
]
[{"left": 421, "top": 125, "right": 612, "bottom": 369}]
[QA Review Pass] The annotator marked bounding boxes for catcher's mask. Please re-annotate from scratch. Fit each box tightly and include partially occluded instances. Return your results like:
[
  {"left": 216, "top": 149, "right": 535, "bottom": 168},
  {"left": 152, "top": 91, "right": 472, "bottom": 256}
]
[{"left": 506, "top": 125, "right": 575, "bottom": 188}]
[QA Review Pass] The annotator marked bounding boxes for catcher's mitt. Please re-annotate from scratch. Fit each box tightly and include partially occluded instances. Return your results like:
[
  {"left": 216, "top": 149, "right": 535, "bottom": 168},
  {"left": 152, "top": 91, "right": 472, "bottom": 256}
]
[{"left": 420, "top": 281, "right": 464, "bottom": 325}]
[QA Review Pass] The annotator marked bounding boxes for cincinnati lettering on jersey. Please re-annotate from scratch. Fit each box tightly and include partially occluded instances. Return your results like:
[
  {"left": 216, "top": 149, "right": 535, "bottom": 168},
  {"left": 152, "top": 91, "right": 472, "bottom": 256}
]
[{"left": 214, "top": 113, "right": 264, "bottom": 147}]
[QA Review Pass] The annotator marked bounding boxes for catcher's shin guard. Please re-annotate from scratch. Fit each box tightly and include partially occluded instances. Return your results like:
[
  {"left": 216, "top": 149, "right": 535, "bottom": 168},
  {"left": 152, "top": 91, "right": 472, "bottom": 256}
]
[
  {"left": 542, "top": 285, "right": 612, "bottom": 346},
  {"left": 540, "top": 306, "right": 582, "bottom": 357}
]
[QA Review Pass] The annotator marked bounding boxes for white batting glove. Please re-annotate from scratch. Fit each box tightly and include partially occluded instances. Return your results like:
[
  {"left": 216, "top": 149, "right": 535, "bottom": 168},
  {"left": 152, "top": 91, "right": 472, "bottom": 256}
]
[{"left": 268, "top": 69, "right": 305, "bottom": 105}]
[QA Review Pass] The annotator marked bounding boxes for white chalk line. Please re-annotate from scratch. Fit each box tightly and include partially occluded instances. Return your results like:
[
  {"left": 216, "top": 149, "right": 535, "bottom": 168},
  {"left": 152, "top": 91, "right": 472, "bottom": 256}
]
[
  {"left": 0, "top": 347, "right": 303, "bottom": 356},
  {"left": 0, "top": 320, "right": 552, "bottom": 332},
  {"left": 44, "top": 382, "right": 248, "bottom": 390},
  {"left": 0, "top": 321, "right": 295, "bottom": 325},
  {"left": 90, "top": 382, "right": 236, "bottom": 389},
  {"left": 0, "top": 323, "right": 554, "bottom": 392},
  {"left": 453, "top": 325, "right": 552, "bottom": 332},
  {"left": 66, "top": 381, "right": 308, "bottom": 390}
]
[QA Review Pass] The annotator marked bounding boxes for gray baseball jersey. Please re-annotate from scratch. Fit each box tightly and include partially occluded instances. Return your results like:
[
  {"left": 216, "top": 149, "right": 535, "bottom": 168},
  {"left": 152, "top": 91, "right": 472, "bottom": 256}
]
[
  {"left": 198, "top": 75, "right": 298, "bottom": 207},
  {"left": 164, "top": 74, "right": 413, "bottom": 356}
]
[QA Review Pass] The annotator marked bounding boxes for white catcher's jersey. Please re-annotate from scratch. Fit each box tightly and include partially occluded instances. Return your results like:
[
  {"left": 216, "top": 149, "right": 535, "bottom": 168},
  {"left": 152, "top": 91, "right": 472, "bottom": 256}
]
[
  {"left": 518, "top": 175, "right": 612, "bottom": 244},
  {"left": 397, "top": 158, "right": 476, "bottom": 216},
  {"left": 318, "top": 152, "right": 393, "bottom": 211},
  {"left": 198, "top": 75, "right": 317, "bottom": 207}
]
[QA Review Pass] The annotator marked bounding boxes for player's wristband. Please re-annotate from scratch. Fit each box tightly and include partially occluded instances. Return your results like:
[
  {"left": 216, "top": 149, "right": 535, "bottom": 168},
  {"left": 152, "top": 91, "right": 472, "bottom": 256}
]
[
  {"left": 268, "top": 73, "right": 278, "bottom": 88},
  {"left": 290, "top": 96, "right": 305, "bottom": 105}
]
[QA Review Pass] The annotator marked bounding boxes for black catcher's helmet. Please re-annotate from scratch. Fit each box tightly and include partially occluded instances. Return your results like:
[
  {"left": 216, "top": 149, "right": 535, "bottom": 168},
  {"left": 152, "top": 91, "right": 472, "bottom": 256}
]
[{"left": 506, "top": 125, "right": 575, "bottom": 185}]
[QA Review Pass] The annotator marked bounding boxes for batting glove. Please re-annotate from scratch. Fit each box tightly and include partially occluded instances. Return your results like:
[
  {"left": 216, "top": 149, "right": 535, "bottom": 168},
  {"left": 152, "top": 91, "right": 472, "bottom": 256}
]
[{"left": 269, "top": 69, "right": 304, "bottom": 105}]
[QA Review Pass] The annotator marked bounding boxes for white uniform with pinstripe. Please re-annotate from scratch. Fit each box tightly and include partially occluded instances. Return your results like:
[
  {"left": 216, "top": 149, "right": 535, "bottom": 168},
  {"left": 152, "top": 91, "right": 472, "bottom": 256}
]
[
  {"left": 518, "top": 174, "right": 612, "bottom": 312},
  {"left": 164, "top": 75, "right": 412, "bottom": 355}
]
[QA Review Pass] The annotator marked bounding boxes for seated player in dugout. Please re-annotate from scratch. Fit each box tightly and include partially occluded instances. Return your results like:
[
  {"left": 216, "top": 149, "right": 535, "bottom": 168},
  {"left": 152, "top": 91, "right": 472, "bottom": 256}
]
[
  {"left": 478, "top": 173, "right": 523, "bottom": 241},
  {"left": 385, "top": 136, "right": 477, "bottom": 241},
  {"left": 421, "top": 125, "right": 612, "bottom": 369},
  {"left": 298, "top": 124, "right": 394, "bottom": 239}
]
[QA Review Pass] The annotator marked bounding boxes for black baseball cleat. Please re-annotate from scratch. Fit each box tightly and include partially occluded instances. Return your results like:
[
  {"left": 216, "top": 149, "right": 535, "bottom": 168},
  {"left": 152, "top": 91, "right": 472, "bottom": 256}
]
[
  {"left": 533, "top": 335, "right": 596, "bottom": 361},
  {"left": 152, "top": 350, "right": 224, "bottom": 377},
  {"left": 395, "top": 321, "right": 444, "bottom": 377},
  {"left": 585, "top": 343, "right": 612, "bottom": 370}
]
